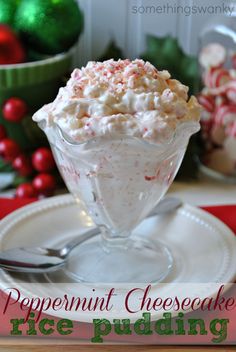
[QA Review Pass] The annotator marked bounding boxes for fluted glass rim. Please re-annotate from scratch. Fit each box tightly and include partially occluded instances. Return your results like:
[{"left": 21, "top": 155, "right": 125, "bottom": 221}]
[{"left": 38, "top": 119, "right": 200, "bottom": 152}]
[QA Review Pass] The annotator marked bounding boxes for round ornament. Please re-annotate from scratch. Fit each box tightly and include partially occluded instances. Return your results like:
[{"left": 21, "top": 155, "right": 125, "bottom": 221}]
[
  {"left": 0, "top": 0, "right": 19, "bottom": 26},
  {"left": 33, "top": 173, "right": 56, "bottom": 196},
  {"left": 15, "top": 0, "right": 84, "bottom": 55},
  {"left": 0, "top": 138, "right": 21, "bottom": 161},
  {"left": 32, "top": 147, "right": 55, "bottom": 172},
  {"left": 0, "top": 25, "right": 26, "bottom": 64},
  {"left": 13, "top": 154, "right": 33, "bottom": 177},
  {"left": 2, "top": 97, "right": 28, "bottom": 122},
  {"left": 16, "top": 183, "right": 36, "bottom": 198}
]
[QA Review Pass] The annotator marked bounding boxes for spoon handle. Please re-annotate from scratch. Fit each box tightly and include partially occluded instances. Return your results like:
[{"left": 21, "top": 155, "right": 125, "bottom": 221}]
[
  {"left": 60, "top": 227, "right": 99, "bottom": 257},
  {"left": 60, "top": 197, "right": 182, "bottom": 258}
]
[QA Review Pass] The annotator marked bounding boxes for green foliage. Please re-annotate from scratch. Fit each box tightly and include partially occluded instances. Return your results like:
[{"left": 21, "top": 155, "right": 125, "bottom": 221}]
[
  {"left": 0, "top": 158, "right": 13, "bottom": 172},
  {"left": 12, "top": 175, "right": 29, "bottom": 187},
  {"left": 141, "top": 35, "right": 199, "bottom": 95}
]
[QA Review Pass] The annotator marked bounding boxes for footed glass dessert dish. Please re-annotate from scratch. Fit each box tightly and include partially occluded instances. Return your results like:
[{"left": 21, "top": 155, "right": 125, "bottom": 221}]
[
  {"left": 34, "top": 59, "right": 201, "bottom": 282},
  {"left": 38, "top": 120, "right": 199, "bottom": 283}
]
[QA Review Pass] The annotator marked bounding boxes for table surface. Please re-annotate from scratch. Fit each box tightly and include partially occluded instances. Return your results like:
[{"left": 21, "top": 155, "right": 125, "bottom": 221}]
[
  {"left": 169, "top": 180, "right": 236, "bottom": 206},
  {"left": 0, "top": 180, "right": 236, "bottom": 350}
]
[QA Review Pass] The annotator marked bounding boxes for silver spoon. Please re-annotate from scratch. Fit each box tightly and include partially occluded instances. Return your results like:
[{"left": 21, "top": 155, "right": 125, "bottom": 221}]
[{"left": 0, "top": 197, "right": 182, "bottom": 274}]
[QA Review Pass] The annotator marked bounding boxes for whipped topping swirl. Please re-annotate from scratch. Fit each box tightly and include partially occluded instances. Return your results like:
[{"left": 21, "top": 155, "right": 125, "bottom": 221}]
[{"left": 33, "top": 59, "right": 201, "bottom": 143}]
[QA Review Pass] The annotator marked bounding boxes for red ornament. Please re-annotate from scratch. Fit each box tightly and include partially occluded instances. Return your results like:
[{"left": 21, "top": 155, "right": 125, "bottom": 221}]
[
  {"left": 0, "top": 25, "right": 26, "bottom": 65},
  {"left": 0, "top": 124, "right": 7, "bottom": 140},
  {"left": 2, "top": 97, "right": 28, "bottom": 123},
  {"left": 33, "top": 173, "right": 56, "bottom": 196},
  {"left": 13, "top": 154, "right": 33, "bottom": 177},
  {"left": 16, "top": 183, "right": 36, "bottom": 199},
  {"left": 32, "top": 147, "right": 56, "bottom": 172},
  {"left": 0, "top": 138, "right": 21, "bottom": 161}
]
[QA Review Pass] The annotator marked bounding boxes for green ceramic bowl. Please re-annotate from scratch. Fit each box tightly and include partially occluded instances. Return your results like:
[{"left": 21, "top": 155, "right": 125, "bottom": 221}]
[{"left": 0, "top": 51, "right": 73, "bottom": 149}]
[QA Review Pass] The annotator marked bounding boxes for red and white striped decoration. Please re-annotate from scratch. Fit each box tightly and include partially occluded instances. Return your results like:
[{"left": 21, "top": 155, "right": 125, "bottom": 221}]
[
  {"left": 214, "top": 104, "right": 236, "bottom": 126},
  {"left": 200, "top": 44, "right": 236, "bottom": 175},
  {"left": 198, "top": 94, "right": 215, "bottom": 112},
  {"left": 204, "top": 68, "right": 231, "bottom": 89},
  {"left": 200, "top": 111, "right": 213, "bottom": 136}
]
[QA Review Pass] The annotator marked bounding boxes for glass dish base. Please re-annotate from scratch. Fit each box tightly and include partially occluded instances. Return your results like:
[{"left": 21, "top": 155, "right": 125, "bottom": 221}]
[{"left": 53, "top": 235, "right": 173, "bottom": 283}]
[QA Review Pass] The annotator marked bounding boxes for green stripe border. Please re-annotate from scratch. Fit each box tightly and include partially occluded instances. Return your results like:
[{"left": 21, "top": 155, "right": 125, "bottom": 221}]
[{"left": 0, "top": 51, "right": 73, "bottom": 89}]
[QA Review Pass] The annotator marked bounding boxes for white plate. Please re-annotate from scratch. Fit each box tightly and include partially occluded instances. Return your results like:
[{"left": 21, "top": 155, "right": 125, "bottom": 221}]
[{"left": 0, "top": 194, "right": 236, "bottom": 322}]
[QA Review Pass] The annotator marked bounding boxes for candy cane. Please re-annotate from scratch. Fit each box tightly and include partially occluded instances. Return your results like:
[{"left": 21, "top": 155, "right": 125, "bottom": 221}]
[
  {"left": 198, "top": 94, "right": 215, "bottom": 112},
  {"left": 205, "top": 68, "right": 231, "bottom": 88},
  {"left": 214, "top": 104, "right": 236, "bottom": 126}
]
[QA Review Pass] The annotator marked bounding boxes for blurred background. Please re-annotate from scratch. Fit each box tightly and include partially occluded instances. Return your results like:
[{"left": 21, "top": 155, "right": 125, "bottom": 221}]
[
  {"left": 0, "top": 0, "right": 236, "bottom": 202},
  {"left": 76, "top": 0, "right": 218, "bottom": 63}
]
